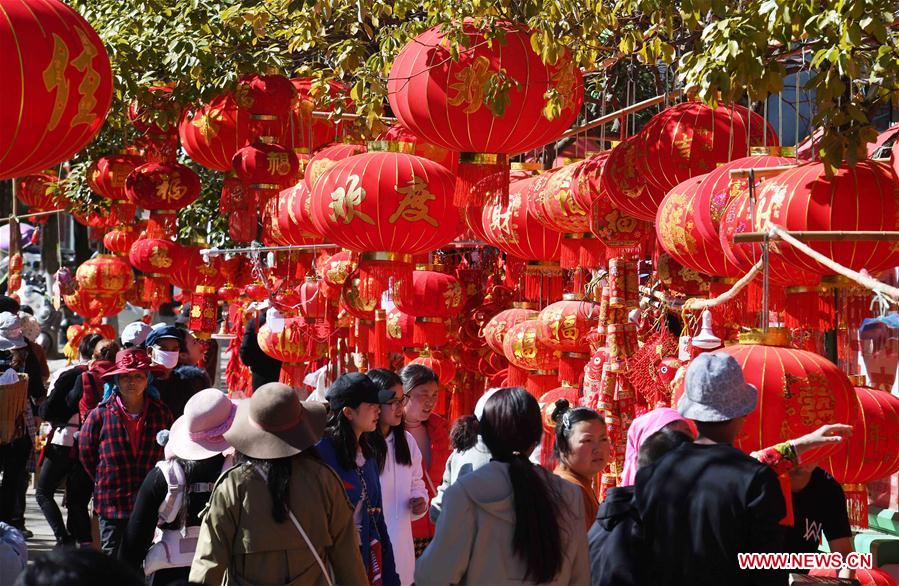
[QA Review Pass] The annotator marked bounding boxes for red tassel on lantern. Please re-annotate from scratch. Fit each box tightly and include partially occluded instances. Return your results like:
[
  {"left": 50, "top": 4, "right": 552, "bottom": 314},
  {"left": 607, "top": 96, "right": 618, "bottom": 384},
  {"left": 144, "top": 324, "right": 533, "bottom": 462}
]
[
  {"left": 526, "top": 370, "right": 558, "bottom": 398},
  {"left": 505, "top": 364, "right": 528, "bottom": 387},
  {"left": 371, "top": 310, "right": 389, "bottom": 369},
  {"left": 455, "top": 154, "right": 510, "bottom": 207},
  {"left": 524, "top": 262, "right": 564, "bottom": 303},
  {"left": 559, "top": 352, "right": 589, "bottom": 388}
]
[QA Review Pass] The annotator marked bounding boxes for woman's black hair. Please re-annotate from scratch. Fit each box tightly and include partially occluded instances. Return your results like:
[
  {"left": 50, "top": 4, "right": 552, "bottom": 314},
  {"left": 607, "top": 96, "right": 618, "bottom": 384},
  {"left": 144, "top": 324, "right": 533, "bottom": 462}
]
[
  {"left": 17, "top": 547, "right": 144, "bottom": 586},
  {"left": 449, "top": 415, "right": 479, "bottom": 452},
  {"left": 325, "top": 407, "right": 377, "bottom": 471},
  {"left": 637, "top": 427, "right": 693, "bottom": 470},
  {"left": 367, "top": 368, "right": 412, "bottom": 472},
  {"left": 399, "top": 362, "right": 439, "bottom": 393},
  {"left": 235, "top": 450, "right": 309, "bottom": 523},
  {"left": 551, "top": 399, "right": 604, "bottom": 459},
  {"left": 78, "top": 333, "right": 104, "bottom": 361},
  {"left": 480, "top": 387, "right": 564, "bottom": 584}
]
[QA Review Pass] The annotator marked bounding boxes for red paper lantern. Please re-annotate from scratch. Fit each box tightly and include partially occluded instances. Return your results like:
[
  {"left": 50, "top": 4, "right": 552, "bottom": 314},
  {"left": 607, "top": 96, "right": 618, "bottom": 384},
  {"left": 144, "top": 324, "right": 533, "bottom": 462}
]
[
  {"left": 481, "top": 175, "right": 562, "bottom": 261},
  {"left": 236, "top": 74, "right": 297, "bottom": 118},
  {"left": 124, "top": 162, "right": 201, "bottom": 213},
  {"left": 231, "top": 141, "right": 300, "bottom": 188},
  {"left": 0, "top": 0, "right": 113, "bottom": 179},
  {"left": 75, "top": 255, "right": 134, "bottom": 298},
  {"left": 274, "top": 182, "right": 324, "bottom": 246},
  {"left": 393, "top": 270, "right": 466, "bottom": 318},
  {"left": 637, "top": 101, "right": 777, "bottom": 195},
  {"left": 597, "top": 136, "right": 669, "bottom": 223},
  {"left": 298, "top": 278, "right": 329, "bottom": 320},
  {"left": 751, "top": 160, "right": 899, "bottom": 275},
  {"left": 502, "top": 319, "right": 560, "bottom": 396},
  {"left": 719, "top": 329, "right": 859, "bottom": 461},
  {"left": 304, "top": 142, "right": 367, "bottom": 190},
  {"left": 179, "top": 93, "right": 253, "bottom": 172},
  {"left": 385, "top": 307, "right": 448, "bottom": 351},
  {"left": 284, "top": 78, "right": 351, "bottom": 153},
  {"left": 340, "top": 273, "right": 380, "bottom": 321},
  {"left": 310, "top": 151, "right": 459, "bottom": 256},
  {"left": 388, "top": 20, "right": 583, "bottom": 205},
  {"left": 407, "top": 352, "right": 456, "bottom": 385},
  {"left": 63, "top": 290, "right": 124, "bottom": 319},
  {"left": 15, "top": 173, "right": 63, "bottom": 215},
  {"left": 320, "top": 251, "right": 357, "bottom": 299},
  {"left": 257, "top": 317, "right": 325, "bottom": 386},
  {"left": 377, "top": 123, "right": 458, "bottom": 171},
  {"left": 482, "top": 305, "right": 539, "bottom": 356},
  {"left": 537, "top": 296, "right": 597, "bottom": 352},
  {"left": 88, "top": 154, "right": 145, "bottom": 201},
  {"left": 103, "top": 228, "right": 139, "bottom": 256},
  {"left": 129, "top": 236, "right": 182, "bottom": 277},
  {"left": 170, "top": 244, "right": 225, "bottom": 292}
]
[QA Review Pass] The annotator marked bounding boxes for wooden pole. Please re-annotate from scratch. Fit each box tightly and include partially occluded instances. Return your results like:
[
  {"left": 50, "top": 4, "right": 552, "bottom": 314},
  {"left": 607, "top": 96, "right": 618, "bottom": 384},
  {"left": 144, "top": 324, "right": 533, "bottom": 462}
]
[
  {"left": 729, "top": 164, "right": 797, "bottom": 179},
  {"left": 555, "top": 89, "right": 684, "bottom": 141},
  {"left": 733, "top": 231, "right": 899, "bottom": 243}
]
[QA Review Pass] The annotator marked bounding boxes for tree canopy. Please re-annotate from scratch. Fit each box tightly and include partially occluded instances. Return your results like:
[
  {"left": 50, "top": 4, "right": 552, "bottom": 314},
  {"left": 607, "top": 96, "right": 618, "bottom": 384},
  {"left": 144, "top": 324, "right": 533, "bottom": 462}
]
[{"left": 63, "top": 0, "right": 898, "bottom": 244}]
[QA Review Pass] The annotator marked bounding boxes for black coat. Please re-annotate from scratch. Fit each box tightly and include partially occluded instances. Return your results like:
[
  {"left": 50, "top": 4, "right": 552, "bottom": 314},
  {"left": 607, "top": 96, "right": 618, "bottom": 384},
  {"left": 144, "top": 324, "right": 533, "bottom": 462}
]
[
  {"left": 238, "top": 314, "right": 282, "bottom": 390},
  {"left": 588, "top": 485, "right": 644, "bottom": 586}
]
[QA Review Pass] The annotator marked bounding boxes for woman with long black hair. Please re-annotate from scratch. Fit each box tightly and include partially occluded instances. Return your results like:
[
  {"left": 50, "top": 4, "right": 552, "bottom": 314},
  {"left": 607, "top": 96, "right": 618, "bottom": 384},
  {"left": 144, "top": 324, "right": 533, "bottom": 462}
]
[
  {"left": 367, "top": 369, "right": 428, "bottom": 586},
  {"left": 415, "top": 387, "right": 589, "bottom": 585},
  {"left": 316, "top": 373, "right": 401, "bottom": 586}
]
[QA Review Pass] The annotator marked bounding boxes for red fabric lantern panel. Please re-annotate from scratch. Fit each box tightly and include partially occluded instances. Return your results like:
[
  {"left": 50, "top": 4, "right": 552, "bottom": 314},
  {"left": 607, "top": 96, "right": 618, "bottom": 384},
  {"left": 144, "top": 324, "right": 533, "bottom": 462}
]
[
  {"left": 284, "top": 78, "right": 352, "bottom": 153},
  {"left": 170, "top": 245, "right": 225, "bottom": 292},
  {"left": 502, "top": 319, "right": 560, "bottom": 371},
  {"left": 656, "top": 173, "right": 744, "bottom": 277},
  {"left": 720, "top": 331, "right": 859, "bottom": 461},
  {"left": 537, "top": 296, "right": 598, "bottom": 352},
  {"left": 481, "top": 175, "right": 562, "bottom": 261},
  {"left": 387, "top": 20, "right": 582, "bottom": 155},
  {"left": 482, "top": 305, "right": 539, "bottom": 355},
  {"left": 129, "top": 236, "right": 183, "bottom": 276},
  {"left": 392, "top": 270, "right": 466, "bottom": 318},
  {"left": 64, "top": 290, "right": 123, "bottom": 319},
  {"left": 824, "top": 386, "right": 899, "bottom": 485},
  {"left": 637, "top": 101, "right": 778, "bottom": 195},
  {"left": 276, "top": 182, "right": 324, "bottom": 245},
  {"left": 310, "top": 151, "right": 459, "bottom": 255},
  {"left": 124, "top": 162, "right": 201, "bottom": 212},
  {"left": 304, "top": 142, "right": 367, "bottom": 190},
  {"left": 752, "top": 160, "right": 899, "bottom": 275},
  {"left": 530, "top": 163, "right": 589, "bottom": 233},
  {"left": 179, "top": 93, "right": 253, "bottom": 172},
  {"left": 75, "top": 255, "right": 134, "bottom": 298},
  {"left": 88, "top": 154, "right": 145, "bottom": 202},
  {"left": 0, "top": 0, "right": 113, "bottom": 179},
  {"left": 599, "top": 136, "right": 669, "bottom": 222},
  {"left": 103, "top": 228, "right": 139, "bottom": 256}
]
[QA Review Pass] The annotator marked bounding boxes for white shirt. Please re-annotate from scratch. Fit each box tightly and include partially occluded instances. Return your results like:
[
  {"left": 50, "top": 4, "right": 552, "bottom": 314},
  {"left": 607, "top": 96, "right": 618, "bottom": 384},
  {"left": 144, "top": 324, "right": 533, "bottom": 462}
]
[{"left": 379, "top": 430, "right": 429, "bottom": 586}]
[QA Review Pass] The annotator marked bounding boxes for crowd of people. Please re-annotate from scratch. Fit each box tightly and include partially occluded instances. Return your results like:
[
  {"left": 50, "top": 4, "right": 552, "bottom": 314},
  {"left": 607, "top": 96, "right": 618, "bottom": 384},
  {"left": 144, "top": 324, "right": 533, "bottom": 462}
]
[{"left": 0, "top": 293, "right": 863, "bottom": 585}]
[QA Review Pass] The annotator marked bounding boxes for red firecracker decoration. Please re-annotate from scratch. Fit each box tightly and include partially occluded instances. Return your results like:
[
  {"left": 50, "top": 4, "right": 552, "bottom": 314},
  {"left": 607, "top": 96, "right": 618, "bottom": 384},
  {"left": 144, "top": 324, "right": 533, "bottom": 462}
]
[
  {"left": 0, "top": 0, "right": 113, "bottom": 179},
  {"left": 388, "top": 20, "right": 583, "bottom": 206}
]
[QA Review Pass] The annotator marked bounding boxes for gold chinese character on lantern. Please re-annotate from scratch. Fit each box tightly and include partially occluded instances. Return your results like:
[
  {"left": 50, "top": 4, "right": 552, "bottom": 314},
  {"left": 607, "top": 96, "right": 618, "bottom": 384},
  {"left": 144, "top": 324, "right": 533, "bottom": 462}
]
[
  {"left": 267, "top": 152, "right": 292, "bottom": 176},
  {"left": 448, "top": 56, "right": 492, "bottom": 114},
  {"left": 71, "top": 28, "right": 100, "bottom": 127},
  {"left": 561, "top": 314, "right": 579, "bottom": 341},
  {"left": 329, "top": 174, "right": 374, "bottom": 225},
  {"left": 389, "top": 177, "right": 437, "bottom": 226},
  {"left": 191, "top": 106, "right": 224, "bottom": 141},
  {"left": 42, "top": 35, "right": 70, "bottom": 131},
  {"left": 155, "top": 173, "right": 188, "bottom": 203},
  {"left": 442, "top": 281, "right": 463, "bottom": 309},
  {"left": 148, "top": 246, "right": 173, "bottom": 269}
]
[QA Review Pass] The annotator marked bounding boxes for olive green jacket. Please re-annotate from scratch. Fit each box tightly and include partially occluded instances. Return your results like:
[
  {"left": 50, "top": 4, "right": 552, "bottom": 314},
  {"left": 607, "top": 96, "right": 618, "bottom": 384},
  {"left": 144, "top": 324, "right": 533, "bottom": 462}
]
[{"left": 189, "top": 454, "right": 369, "bottom": 586}]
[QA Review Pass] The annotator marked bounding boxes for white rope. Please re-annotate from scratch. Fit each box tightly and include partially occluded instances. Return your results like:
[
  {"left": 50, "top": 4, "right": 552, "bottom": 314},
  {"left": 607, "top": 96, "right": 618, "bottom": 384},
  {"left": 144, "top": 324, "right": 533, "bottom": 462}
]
[{"left": 682, "top": 259, "right": 763, "bottom": 311}]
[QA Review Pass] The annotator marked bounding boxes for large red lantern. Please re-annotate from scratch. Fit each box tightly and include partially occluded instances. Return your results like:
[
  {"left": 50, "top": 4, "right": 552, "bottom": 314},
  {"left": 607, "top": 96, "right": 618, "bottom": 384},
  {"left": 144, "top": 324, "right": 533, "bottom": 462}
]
[
  {"left": 599, "top": 136, "right": 669, "bottom": 223},
  {"left": 64, "top": 289, "right": 124, "bottom": 319},
  {"left": 388, "top": 20, "right": 583, "bottom": 206},
  {"left": 751, "top": 160, "right": 899, "bottom": 275},
  {"left": 304, "top": 142, "right": 367, "bottom": 190},
  {"left": 124, "top": 162, "right": 201, "bottom": 218},
  {"left": 482, "top": 175, "right": 562, "bottom": 261},
  {"left": 392, "top": 270, "right": 466, "bottom": 318},
  {"left": 75, "top": 255, "right": 134, "bottom": 299},
  {"left": 385, "top": 307, "right": 448, "bottom": 352},
  {"left": 310, "top": 151, "right": 459, "bottom": 256},
  {"left": 179, "top": 93, "right": 253, "bottom": 172},
  {"left": 0, "top": 0, "right": 113, "bottom": 179},
  {"left": 284, "top": 78, "right": 351, "bottom": 153},
  {"left": 719, "top": 329, "right": 859, "bottom": 461},
  {"left": 637, "top": 101, "right": 777, "bottom": 195},
  {"left": 319, "top": 251, "right": 357, "bottom": 299}
]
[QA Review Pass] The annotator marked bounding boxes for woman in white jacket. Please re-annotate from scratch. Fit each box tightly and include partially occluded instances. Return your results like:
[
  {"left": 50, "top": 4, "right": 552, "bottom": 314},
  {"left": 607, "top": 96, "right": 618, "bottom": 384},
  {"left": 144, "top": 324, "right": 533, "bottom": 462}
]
[{"left": 368, "top": 369, "right": 429, "bottom": 586}]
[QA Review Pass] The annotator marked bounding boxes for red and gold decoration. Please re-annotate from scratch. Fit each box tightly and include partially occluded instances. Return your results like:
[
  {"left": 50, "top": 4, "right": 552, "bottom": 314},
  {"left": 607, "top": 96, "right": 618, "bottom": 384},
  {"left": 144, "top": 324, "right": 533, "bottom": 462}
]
[
  {"left": 388, "top": 20, "right": 583, "bottom": 206},
  {"left": 285, "top": 78, "right": 352, "bottom": 154},
  {"left": 75, "top": 255, "right": 135, "bottom": 301},
  {"left": 502, "top": 318, "right": 560, "bottom": 397},
  {"left": 0, "top": 0, "right": 113, "bottom": 179},
  {"left": 124, "top": 162, "right": 201, "bottom": 232},
  {"left": 537, "top": 294, "right": 598, "bottom": 386},
  {"left": 303, "top": 142, "right": 367, "bottom": 190},
  {"left": 179, "top": 93, "right": 253, "bottom": 172},
  {"left": 15, "top": 173, "right": 64, "bottom": 219},
  {"left": 257, "top": 317, "right": 326, "bottom": 386}
]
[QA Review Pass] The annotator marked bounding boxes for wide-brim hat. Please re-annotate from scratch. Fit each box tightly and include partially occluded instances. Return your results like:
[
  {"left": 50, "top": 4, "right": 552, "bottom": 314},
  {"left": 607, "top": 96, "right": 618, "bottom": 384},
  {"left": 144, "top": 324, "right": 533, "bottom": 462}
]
[
  {"left": 224, "top": 382, "right": 327, "bottom": 459},
  {"left": 102, "top": 348, "right": 163, "bottom": 380},
  {"left": 0, "top": 312, "right": 26, "bottom": 351},
  {"left": 677, "top": 351, "right": 758, "bottom": 422},
  {"left": 167, "top": 388, "right": 237, "bottom": 460}
]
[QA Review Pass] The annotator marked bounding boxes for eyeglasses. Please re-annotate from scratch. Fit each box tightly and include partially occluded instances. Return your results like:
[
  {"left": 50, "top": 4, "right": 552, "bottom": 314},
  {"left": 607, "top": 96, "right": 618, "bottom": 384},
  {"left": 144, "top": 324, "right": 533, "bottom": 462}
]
[{"left": 385, "top": 396, "right": 410, "bottom": 407}]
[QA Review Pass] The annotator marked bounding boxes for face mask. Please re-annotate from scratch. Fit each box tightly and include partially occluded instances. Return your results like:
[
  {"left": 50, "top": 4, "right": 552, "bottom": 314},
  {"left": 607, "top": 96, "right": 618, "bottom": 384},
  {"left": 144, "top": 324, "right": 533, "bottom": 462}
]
[{"left": 151, "top": 347, "right": 179, "bottom": 369}]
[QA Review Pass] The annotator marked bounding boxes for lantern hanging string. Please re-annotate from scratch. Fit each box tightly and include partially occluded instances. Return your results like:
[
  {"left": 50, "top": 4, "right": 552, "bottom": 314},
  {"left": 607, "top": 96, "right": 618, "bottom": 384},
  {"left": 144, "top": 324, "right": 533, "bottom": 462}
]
[{"left": 681, "top": 259, "right": 764, "bottom": 312}]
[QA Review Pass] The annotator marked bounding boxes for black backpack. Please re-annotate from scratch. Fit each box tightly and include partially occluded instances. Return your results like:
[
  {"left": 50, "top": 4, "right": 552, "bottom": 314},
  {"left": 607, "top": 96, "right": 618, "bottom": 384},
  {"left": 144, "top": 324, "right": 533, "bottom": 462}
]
[{"left": 40, "top": 364, "right": 88, "bottom": 426}]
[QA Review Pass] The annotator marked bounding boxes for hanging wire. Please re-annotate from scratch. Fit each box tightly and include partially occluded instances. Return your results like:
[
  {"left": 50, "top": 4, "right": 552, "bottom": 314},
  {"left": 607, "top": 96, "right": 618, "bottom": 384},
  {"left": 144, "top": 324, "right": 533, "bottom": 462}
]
[{"left": 795, "top": 51, "right": 803, "bottom": 148}]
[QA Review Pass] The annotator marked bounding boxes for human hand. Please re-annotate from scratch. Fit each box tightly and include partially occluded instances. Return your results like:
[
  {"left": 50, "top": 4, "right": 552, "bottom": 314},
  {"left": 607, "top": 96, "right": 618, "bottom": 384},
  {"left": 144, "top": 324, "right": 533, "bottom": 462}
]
[
  {"left": 410, "top": 497, "right": 427, "bottom": 516},
  {"left": 793, "top": 424, "right": 853, "bottom": 458}
]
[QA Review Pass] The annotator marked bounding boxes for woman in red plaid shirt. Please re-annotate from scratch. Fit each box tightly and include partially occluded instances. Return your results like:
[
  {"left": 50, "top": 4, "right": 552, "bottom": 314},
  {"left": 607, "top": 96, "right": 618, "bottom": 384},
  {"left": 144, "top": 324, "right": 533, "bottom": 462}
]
[{"left": 79, "top": 348, "right": 173, "bottom": 555}]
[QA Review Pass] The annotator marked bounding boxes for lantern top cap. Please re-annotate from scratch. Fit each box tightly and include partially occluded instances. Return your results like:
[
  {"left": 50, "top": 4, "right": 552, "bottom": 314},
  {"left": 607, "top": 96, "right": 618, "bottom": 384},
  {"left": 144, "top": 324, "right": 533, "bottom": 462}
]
[
  {"left": 736, "top": 328, "right": 791, "bottom": 347},
  {"left": 749, "top": 146, "right": 796, "bottom": 157}
]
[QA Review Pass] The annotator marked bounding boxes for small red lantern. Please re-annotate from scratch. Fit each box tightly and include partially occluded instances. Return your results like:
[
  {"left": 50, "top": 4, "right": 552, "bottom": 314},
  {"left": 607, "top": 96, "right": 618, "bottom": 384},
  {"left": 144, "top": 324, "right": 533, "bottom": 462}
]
[
  {"left": 655, "top": 251, "right": 711, "bottom": 296},
  {"left": 257, "top": 317, "right": 325, "bottom": 386},
  {"left": 236, "top": 74, "right": 297, "bottom": 119},
  {"left": 88, "top": 154, "right": 145, "bottom": 201},
  {"left": 502, "top": 319, "right": 560, "bottom": 396},
  {"left": 407, "top": 352, "right": 456, "bottom": 385},
  {"left": 537, "top": 294, "right": 597, "bottom": 385},
  {"left": 0, "top": 0, "right": 113, "bottom": 179},
  {"left": 124, "top": 162, "right": 201, "bottom": 224},
  {"left": 103, "top": 228, "right": 139, "bottom": 256},
  {"left": 75, "top": 255, "right": 135, "bottom": 299},
  {"left": 170, "top": 244, "right": 225, "bottom": 292},
  {"left": 284, "top": 78, "right": 352, "bottom": 153},
  {"left": 482, "top": 305, "right": 539, "bottom": 356},
  {"left": 64, "top": 289, "right": 124, "bottom": 319},
  {"left": 15, "top": 173, "right": 63, "bottom": 216},
  {"left": 129, "top": 235, "right": 183, "bottom": 277},
  {"left": 388, "top": 20, "right": 583, "bottom": 206},
  {"left": 304, "top": 142, "right": 366, "bottom": 190},
  {"left": 231, "top": 141, "right": 300, "bottom": 189},
  {"left": 320, "top": 251, "right": 357, "bottom": 299},
  {"left": 599, "top": 136, "right": 669, "bottom": 223},
  {"left": 392, "top": 270, "right": 465, "bottom": 318},
  {"left": 180, "top": 93, "right": 253, "bottom": 172},
  {"left": 272, "top": 183, "right": 324, "bottom": 246}
]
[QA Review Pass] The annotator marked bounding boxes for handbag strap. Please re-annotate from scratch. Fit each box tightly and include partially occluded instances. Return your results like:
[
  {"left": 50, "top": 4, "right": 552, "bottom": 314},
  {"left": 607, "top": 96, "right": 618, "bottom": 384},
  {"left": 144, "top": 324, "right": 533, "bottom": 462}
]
[{"left": 252, "top": 464, "right": 334, "bottom": 586}]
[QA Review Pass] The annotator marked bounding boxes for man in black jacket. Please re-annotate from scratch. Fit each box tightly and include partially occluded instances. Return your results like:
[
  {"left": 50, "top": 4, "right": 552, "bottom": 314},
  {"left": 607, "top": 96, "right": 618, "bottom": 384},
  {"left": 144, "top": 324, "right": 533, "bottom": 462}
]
[
  {"left": 635, "top": 352, "right": 788, "bottom": 586},
  {"left": 145, "top": 326, "right": 210, "bottom": 418},
  {"left": 239, "top": 312, "right": 282, "bottom": 391}
]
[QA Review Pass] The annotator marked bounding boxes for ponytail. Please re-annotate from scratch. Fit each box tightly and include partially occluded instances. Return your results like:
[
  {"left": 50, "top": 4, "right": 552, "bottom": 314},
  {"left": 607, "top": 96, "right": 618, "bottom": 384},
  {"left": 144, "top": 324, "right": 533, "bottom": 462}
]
[{"left": 449, "top": 414, "right": 480, "bottom": 452}]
